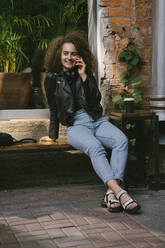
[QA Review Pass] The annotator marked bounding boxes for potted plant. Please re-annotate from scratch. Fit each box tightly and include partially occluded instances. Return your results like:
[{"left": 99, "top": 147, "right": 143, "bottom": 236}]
[
  {"left": 112, "top": 38, "right": 143, "bottom": 112},
  {"left": 0, "top": 0, "right": 52, "bottom": 109}
]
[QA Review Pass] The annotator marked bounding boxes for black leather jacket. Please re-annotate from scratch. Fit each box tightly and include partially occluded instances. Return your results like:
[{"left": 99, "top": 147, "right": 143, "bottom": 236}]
[{"left": 44, "top": 71, "right": 103, "bottom": 139}]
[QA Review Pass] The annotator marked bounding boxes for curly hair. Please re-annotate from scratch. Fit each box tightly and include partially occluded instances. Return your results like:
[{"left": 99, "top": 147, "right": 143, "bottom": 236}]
[{"left": 44, "top": 31, "right": 96, "bottom": 74}]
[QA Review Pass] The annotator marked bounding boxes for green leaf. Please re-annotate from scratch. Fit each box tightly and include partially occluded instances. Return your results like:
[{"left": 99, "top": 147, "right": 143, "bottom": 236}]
[
  {"left": 133, "top": 94, "right": 142, "bottom": 103},
  {"left": 118, "top": 50, "right": 128, "bottom": 61},
  {"left": 119, "top": 78, "right": 128, "bottom": 84},
  {"left": 131, "top": 81, "right": 142, "bottom": 87},
  {"left": 120, "top": 71, "right": 128, "bottom": 81},
  {"left": 127, "top": 64, "right": 133, "bottom": 71},
  {"left": 112, "top": 95, "right": 123, "bottom": 103},
  {"left": 134, "top": 95, "right": 142, "bottom": 104},
  {"left": 131, "top": 57, "right": 139, "bottom": 65},
  {"left": 132, "top": 90, "right": 141, "bottom": 96},
  {"left": 125, "top": 54, "right": 134, "bottom": 61},
  {"left": 130, "top": 76, "right": 143, "bottom": 86},
  {"left": 135, "top": 48, "right": 142, "bottom": 58}
]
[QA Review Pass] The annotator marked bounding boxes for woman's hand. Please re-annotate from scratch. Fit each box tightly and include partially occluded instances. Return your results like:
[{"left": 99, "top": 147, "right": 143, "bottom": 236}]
[
  {"left": 39, "top": 136, "right": 56, "bottom": 142},
  {"left": 76, "top": 56, "right": 87, "bottom": 82}
]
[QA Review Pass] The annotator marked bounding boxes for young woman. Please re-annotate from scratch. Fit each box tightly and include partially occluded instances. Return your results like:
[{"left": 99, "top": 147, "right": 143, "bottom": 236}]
[{"left": 40, "top": 31, "right": 141, "bottom": 214}]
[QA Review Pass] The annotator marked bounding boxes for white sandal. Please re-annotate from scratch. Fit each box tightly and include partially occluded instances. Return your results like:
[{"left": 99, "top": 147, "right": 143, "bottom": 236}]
[
  {"left": 116, "top": 190, "right": 141, "bottom": 214},
  {"left": 101, "top": 190, "right": 123, "bottom": 213}
]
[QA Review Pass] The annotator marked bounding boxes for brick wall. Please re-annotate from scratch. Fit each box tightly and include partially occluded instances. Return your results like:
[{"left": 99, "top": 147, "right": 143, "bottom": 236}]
[{"left": 98, "top": 0, "right": 152, "bottom": 114}]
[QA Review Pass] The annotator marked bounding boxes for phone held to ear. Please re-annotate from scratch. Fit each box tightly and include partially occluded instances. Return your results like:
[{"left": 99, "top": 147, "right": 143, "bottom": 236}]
[{"left": 76, "top": 55, "right": 82, "bottom": 70}]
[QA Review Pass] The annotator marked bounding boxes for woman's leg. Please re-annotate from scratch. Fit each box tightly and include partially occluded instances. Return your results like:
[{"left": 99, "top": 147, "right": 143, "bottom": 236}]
[
  {"left": 67, "top": 112, "right": 140, "bottom": 213},
  {"left": 67, "top": 124, "right": 122, "bottom": 210},
  {"left": 94, "top": 117, "right": 140, "bottom": 212},
  {"left": 95, "top": 117, "right": 128, "bottom": 181},
  {"left": 67, "top": 125, "right": 115, "bottom": 183}
]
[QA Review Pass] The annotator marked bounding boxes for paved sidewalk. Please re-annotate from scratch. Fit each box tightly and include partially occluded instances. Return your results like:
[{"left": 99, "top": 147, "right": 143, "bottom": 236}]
[{"left": 0, "top": 185, "right": 165, "bottom": 248}]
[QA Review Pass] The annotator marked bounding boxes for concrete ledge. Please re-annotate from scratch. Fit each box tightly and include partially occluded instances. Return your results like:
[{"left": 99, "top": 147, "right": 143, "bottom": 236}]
[
  {"left": 0, "top": 109, "right": 50, "bottom": 119},
  {"left": 0, "top": 119, "right": 67, "bottom": 140}
]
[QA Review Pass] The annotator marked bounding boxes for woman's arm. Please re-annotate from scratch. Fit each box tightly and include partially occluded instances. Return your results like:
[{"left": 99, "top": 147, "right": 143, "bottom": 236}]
[
  {"left": 44, "top": 72, "right": 59, "bottom": 140},
  {"left": 76, "top": 56, "right": 101, "bottom": 105},
  {"left": 82, "top": 74, "right": 102, "bottom": 106}
]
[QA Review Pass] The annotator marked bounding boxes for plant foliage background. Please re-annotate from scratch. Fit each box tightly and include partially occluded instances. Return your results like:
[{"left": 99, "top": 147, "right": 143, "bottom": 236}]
[
  {"left": 0, "top": 0, "right": 88, "bottom": 72},
  {"left": 112, "top": 38, "right": 143, "bottom": 110}
]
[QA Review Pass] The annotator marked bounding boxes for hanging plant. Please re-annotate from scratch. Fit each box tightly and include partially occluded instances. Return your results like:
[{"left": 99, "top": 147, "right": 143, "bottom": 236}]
[{"left": 112, "top": 37, "right": 143, "bottom": 110}]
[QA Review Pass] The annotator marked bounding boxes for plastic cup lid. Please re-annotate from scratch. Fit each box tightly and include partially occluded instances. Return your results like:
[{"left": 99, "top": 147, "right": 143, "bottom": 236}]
[{"left": 124, "top": 98, "right": 134, "bottom": 101}]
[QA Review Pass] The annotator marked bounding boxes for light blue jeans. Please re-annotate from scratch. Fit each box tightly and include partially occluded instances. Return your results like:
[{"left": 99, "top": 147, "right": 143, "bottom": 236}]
[{"left": 67, "top": 109, "right": 128, "bottom": 184}]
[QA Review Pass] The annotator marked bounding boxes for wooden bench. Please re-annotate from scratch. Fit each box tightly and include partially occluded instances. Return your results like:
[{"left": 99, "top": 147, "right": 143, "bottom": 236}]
[
  {"left": 0, "top": 113, "right": 159, "bottom": 189},
  {"left": 0, "top": 139, "right": 75, "bottom": 153}
]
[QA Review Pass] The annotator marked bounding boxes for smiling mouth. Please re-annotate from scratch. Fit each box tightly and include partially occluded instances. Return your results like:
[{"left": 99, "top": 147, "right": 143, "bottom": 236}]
[{"left": 65, "top": 61, "right": 75, "bottom": 66}]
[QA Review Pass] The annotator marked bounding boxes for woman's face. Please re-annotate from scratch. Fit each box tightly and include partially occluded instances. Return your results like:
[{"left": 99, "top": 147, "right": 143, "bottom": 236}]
[{"left": 61, "top": 42, "right": 79, "bottom": 71}]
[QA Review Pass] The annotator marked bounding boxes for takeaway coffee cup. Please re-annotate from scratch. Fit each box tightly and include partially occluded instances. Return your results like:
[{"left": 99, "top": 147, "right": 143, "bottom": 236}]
[{"left": 124, "top": 98, "right": 134, "bottom": 113}]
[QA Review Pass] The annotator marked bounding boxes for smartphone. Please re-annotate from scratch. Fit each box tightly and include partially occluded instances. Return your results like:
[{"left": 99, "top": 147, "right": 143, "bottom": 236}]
[{"left": 76, "top": 55, "right": 82, "bottom": 70}]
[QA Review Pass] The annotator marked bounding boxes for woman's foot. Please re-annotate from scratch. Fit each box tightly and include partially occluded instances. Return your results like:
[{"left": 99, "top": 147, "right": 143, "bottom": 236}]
[
  {"left": 116, "top": 190, "right": 141, "bottom": 214},
  {"left": 101, "top": 190, "right": 123, "bottom": 213}
]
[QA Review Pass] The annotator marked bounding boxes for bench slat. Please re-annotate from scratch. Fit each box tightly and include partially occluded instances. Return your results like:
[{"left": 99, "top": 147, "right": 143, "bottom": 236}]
[{"left": 0, "top": 140, "right": 74, "bottom": 153}]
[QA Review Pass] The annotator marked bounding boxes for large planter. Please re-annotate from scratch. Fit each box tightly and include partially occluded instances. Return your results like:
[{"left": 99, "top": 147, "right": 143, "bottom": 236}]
[{"left": 0, "top": 72, "right": 32, "bottom": 109}]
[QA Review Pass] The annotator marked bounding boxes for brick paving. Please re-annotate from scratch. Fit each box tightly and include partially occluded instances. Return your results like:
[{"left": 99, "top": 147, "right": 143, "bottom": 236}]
[{"left": 0, "top": 185, "right": 165, "bottom": 248}]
